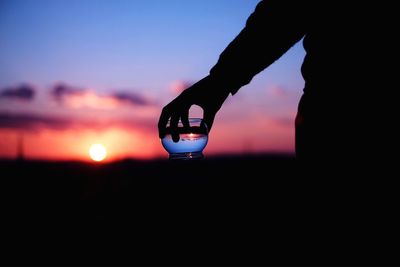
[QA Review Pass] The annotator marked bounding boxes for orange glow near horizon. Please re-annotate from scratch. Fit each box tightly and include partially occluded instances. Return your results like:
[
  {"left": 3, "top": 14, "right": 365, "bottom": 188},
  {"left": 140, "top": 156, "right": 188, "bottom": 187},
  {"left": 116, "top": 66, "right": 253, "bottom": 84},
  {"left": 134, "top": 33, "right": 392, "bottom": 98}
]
[
  {"left": 0, "top": 114, "right": 297, "bottom": 161},
  {"left": 0, "top": 127, "right": 165, "bottom": 161},
  {"left": 0, "top": 111, "right": 296, "bottom": 162}
]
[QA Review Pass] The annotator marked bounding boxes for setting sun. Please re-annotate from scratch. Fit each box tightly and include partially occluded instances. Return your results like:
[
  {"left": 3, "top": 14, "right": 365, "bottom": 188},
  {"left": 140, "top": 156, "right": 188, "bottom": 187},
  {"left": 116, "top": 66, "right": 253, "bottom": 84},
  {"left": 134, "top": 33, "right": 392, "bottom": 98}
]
[{"left": 89, "top": 144, "right": 107, "bottom": 162}]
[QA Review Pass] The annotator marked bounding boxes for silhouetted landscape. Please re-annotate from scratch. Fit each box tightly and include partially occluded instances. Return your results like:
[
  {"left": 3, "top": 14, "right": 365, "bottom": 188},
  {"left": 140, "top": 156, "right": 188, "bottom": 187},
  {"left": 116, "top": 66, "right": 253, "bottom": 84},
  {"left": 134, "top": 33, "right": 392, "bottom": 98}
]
[{"left": 2, "top": 154, "right": 303, "bottom": 222}]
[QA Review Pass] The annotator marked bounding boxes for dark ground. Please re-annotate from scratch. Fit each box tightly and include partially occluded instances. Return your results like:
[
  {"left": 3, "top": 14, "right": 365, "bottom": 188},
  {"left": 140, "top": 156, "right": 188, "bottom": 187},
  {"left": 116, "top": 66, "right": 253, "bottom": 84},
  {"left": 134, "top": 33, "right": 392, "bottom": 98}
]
[
  {"left": 2, "top": 155, "right": 390, "bottom": 254},
  {"left": 2, "top": 154, "right": 371, "bottom": 225}
]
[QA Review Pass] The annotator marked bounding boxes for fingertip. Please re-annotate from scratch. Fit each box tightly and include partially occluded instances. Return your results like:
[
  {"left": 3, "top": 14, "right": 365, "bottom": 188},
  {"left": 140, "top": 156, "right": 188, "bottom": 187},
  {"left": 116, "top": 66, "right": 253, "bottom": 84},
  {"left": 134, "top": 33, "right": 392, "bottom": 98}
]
[
  {"left": 170, "top": 115, "right": 180, "bottom": 143},
  {"left": 181, "top": 113, "right": 190, "bottom": 130},
  {"left": 172, "top": 133, "right": 180, "bottom": 143}
]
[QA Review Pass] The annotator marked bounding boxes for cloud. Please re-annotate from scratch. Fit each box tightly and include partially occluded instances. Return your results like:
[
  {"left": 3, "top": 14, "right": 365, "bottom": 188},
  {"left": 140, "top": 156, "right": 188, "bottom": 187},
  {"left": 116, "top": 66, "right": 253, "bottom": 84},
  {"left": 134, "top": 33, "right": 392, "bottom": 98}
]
[
  {"left": 0, "top": 112, "right": 155, "bottom": 132},
  {"left": 169, "top": 80, "right": 193, "bottom": 94},
  {"left": 50, "top": 83, "right": 156, "bottom": 109},
  {"left": 271, "top": 117, "right": 293, "bottom": 127},
  {"left": 50, "top": 83, "right": 109, "bottom": 109},
  {"left": 267, "top": 85, "right": 288, "bottom": 98},
  {"left": 111, "top": 92, "right": 153, "bottom": 106},
  {"left": 51, "top": 83, "right": 84, "bottom": 101},
  {"left": 0, "top": 112, "right": 72, "bottom": 130},
  {"left": 0, "top": 84, "right": 35, "bottom": 101}
]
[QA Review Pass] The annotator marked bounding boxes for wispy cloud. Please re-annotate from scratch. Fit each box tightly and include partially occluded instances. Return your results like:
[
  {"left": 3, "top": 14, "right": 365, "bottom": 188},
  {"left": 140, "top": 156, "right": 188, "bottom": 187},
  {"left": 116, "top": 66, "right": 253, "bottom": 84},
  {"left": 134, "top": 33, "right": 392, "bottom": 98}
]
[
  {"left": 0, "top": 111, "right": 155, "bottom": 132},
  {"left": 0, "top": 112, "right": 72, "bottom": 130},
  {"left": 0, "top": 84, "right": 35, "bottom": 101},
  {"left": 271, "top": 116, "right": 293, "bottom": 127},
  {"left": 51, "top": 84, "right": 83, "bottom": 102},
  {"left": 110, "top": 91, "right": 154, "bottom": 106},
  {"left": 50, "top": 83, "right": 157, "bottom": 109},
  {"left": 169, "top": 80, "right": 193, "bottom": 94},
  {"left": 267, "top": 85, "right": 289, "bottom": 98}
]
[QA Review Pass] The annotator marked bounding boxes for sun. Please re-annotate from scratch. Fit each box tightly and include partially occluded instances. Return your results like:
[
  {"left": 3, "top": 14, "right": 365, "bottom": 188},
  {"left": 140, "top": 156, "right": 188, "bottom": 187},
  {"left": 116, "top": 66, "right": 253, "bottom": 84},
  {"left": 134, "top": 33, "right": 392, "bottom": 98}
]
[{"left": 89, "top": 144, "right": 107, "bottom": 162}]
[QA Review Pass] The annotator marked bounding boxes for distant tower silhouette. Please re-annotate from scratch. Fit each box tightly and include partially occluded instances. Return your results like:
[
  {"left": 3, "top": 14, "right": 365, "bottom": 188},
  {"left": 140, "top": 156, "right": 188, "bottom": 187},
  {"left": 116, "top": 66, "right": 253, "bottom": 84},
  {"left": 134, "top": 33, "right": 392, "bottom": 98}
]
[{"left": 17, "top": 133, "right": 24, "bottom": 162}]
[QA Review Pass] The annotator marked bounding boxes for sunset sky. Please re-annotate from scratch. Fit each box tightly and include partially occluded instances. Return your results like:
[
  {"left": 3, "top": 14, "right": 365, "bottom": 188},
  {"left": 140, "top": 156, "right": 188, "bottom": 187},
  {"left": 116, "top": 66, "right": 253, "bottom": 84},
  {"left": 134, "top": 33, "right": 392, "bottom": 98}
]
[{"left": 0, "top": 0, "right": 306, "bottom": 161}]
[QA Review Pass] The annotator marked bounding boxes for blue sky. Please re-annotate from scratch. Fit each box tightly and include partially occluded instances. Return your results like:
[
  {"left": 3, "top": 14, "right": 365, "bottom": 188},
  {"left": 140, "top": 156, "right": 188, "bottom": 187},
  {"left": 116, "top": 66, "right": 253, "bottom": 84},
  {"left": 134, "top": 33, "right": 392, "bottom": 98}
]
[
  {"left": 1, "top": 0, "right": 263, "bottom": 89},
  {"left": 0, "top": 0, "right": 304, "bottom": 91}
]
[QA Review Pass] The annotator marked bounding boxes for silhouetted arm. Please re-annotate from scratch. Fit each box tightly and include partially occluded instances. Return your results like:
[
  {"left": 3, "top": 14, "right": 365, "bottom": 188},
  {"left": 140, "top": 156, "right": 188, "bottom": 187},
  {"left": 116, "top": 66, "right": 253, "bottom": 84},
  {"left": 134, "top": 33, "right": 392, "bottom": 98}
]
[
  {"left": 210, "top": 0, "right": 307, "bottom": 95},
  {"left": 159, "top": 0, "right": 308, "bottom": 141}
]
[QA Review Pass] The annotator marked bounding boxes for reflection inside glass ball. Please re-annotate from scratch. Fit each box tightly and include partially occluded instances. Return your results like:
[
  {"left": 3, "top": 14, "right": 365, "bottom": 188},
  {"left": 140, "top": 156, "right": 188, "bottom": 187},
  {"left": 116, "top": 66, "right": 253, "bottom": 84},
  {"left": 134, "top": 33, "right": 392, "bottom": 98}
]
[{"left": 161, "top": 118, "right": 208, "bottom": 160}]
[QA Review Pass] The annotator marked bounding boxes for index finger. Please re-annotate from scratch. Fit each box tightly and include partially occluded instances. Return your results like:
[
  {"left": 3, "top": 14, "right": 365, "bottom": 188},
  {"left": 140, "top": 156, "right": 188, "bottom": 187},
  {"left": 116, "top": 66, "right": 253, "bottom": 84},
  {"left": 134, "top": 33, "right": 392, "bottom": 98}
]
[{"left": 158, "top": 106, "right": 171, "bottom": 138}]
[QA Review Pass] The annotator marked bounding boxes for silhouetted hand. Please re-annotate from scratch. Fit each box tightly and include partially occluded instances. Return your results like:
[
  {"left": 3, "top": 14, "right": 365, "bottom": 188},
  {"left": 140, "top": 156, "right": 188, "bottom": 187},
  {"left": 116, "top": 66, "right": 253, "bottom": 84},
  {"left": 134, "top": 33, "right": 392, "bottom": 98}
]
[{"left": 158, "top": 75, "right": 230, "bottom": 142}]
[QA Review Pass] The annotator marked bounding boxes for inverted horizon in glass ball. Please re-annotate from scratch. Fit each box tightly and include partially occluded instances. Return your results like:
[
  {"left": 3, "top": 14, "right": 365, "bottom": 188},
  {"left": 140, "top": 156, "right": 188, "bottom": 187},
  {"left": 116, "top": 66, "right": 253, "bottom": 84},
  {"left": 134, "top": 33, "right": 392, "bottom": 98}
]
[{"left": 161, "top": 118, "right": 208, "bottom": 160}]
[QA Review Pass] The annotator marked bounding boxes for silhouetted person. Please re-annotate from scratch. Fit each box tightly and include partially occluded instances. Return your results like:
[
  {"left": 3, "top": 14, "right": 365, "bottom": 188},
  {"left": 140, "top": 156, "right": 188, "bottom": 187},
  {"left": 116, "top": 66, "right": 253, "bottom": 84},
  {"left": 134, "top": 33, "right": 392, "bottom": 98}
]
[{"left": 158, "top": 1, "right": 384, "bottom": 162}]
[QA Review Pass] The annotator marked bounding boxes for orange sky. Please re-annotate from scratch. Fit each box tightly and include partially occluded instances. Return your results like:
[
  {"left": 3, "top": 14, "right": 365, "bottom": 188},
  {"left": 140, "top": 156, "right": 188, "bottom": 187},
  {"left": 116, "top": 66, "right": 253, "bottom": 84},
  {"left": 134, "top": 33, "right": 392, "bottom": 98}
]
[
  {"left": 0, "top": 84, "right": 298, "bottom": 162},
  {"left": 0, "top": 119, "right": 295, "bottom": 162}
]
